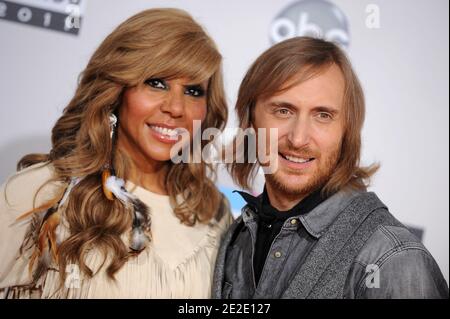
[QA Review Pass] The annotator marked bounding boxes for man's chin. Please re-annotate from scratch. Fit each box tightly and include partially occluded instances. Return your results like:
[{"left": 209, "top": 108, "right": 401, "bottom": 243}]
[{"left": 266, "top": 172, "right": 312, "bottom": 196}]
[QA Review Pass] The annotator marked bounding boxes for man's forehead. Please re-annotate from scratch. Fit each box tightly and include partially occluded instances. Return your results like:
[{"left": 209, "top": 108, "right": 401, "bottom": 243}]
[
  {"left": 258, "top": 67, "right": 345, "bottom": 106},
  {"left": 257, "top": 64, "right": 345, "bottom": 105}
]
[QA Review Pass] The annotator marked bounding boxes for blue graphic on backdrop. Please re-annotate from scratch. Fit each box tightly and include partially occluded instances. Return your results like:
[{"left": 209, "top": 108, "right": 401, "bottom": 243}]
[{"left": 218, "top": 185, "right": 249, "bottom": 217}]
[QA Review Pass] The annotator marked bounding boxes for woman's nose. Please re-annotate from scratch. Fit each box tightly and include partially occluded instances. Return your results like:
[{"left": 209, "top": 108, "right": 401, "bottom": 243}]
[{"left": 161, "top": 90, "right": 185, "bottom": 118}]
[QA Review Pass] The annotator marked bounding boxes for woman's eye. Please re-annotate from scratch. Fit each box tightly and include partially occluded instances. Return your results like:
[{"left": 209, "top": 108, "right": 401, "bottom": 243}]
[
  {"left": 185, "top": 86, "right": 205, "bottom": 97},
  {"left": 145, "top": 78, "right": 167, "bottom": 89}
]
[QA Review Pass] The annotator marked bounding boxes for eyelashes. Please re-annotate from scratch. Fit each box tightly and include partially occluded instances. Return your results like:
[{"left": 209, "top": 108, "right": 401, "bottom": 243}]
[
  {"left": 184, "top": 85, "right": 205, "bottom": 97},
  {"left": 144, "top": 78, "right": 206, "bottom": 97},
  {"left": 145, "top": 78, "right": 167, "bottom": 90}
]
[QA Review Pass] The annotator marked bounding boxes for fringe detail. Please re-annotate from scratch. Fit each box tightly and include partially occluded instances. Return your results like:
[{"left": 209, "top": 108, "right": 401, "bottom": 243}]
[
  {"left": 0, "top": 284, "right": 43, "bottom": 299},
  {"left": 4, "top": 178, "right": 231, "bottom": 299},
  {"left": 5, "top": 220, "right": 224, "bottom": 298},
  {"left": 48, "top": 227, "right": 219, "bottom": 298}
]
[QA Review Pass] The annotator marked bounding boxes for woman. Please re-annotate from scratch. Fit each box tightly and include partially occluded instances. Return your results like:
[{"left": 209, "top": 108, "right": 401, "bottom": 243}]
[{"left": 0, "top": 8, "right": 233, "bottom": 298}]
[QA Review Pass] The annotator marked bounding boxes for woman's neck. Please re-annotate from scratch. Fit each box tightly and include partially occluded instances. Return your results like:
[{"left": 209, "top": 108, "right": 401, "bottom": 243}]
[
  {"left": 125, "top": 149, "right": 170, "bottom": 194},
  {"left": 117, "top": 134, "right": 170, "bottom": 195},
  {"left": 127, "top": 161, "right": 169, "bottom": 195}
]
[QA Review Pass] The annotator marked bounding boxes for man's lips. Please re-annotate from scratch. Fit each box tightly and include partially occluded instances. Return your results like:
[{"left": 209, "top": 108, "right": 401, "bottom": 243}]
[
  {"left": 278, "top": 152, "right": 316, "bottom": 170},
  {"left": 279, "top": 152, "right": 315, "bottom": 163}
]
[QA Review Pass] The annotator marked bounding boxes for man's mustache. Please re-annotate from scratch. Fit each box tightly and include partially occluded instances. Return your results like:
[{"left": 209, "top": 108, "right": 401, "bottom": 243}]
[{"left": 277, "top": 144, "right": 320, "bottom": 159}]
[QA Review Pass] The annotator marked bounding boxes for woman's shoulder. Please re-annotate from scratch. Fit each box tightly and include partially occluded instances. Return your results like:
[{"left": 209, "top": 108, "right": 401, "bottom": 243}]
[
  {"left": 0, "top": 162, "right": 62, "bottom": 214},
  {"left": 0, "top": 162, "right": 63, "bottom": 290}
]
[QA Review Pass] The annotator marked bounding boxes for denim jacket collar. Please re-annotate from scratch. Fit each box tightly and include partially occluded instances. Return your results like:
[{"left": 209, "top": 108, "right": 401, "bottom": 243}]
[{"left": 237, "top": 188, "right": 365, "bottom": 239}]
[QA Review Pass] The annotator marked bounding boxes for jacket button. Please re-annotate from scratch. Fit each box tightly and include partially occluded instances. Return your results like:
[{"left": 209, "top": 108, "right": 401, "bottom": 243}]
[
  {"left": 274, "top": 251, "right": 282, "bottom": 258},
  {"left": 290, "top": 219, "right": 298, "bottom": 225}
]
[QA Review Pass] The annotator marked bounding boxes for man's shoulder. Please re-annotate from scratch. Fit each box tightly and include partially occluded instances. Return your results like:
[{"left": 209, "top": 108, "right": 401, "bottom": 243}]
[
  {"left": 341, "top": 191, "right": 431, "bottom": 268},
  {"left": 348, "top": 222, "right": 449, "bottom": 298},
  {"left": 355, "top": 222, "right": 427, "bottom": 266}
]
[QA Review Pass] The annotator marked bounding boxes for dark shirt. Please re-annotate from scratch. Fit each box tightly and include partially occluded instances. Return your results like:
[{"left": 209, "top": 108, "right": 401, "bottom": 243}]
[{"left": 235, "top": 187, "right": 326, "bottom": 285}]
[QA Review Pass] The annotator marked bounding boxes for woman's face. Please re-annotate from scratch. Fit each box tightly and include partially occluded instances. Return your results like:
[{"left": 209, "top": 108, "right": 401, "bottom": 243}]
[{"left": 117, "top": 77, "right": 208, "bottom": 168}]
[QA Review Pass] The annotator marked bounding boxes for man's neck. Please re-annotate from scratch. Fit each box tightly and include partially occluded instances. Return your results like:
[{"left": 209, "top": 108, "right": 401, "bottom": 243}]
[{"left": 265, "top": 183, "right": 310, "bottom": 212}]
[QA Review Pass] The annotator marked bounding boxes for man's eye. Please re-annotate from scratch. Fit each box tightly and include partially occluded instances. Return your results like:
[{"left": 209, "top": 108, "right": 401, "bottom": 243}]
[
  {"left": 145, "top": 78, "right": 167, "bottom": 89},
  {"left": 185, "top": 86, "right": 205, "bottom": 97},
  {"left": 275, "top": 108, "right": 291, "bottom": 116},
  {"left": 317, "top": 112, "right": 332, "bottom": 120}
]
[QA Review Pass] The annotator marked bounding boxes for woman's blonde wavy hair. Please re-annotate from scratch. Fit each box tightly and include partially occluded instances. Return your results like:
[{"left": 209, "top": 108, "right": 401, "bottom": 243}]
[{"left": 17, "top": 8, "right": 228, "bottom": 280}]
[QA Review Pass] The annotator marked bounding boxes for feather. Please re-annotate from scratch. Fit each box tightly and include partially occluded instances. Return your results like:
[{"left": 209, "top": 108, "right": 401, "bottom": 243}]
[
  {"left": 129, "top": 227, "right": 149, "bottom": 252},
  {"left": 131, "top": 198, "right": 151, "bottom": 229},
  {"left": 16, "top": 200, "right": 55, "bottom": 222},
  {"left": 60, "top": 177, "right": 82, "bottom": 206},
  {"left": 105, "top": 176, "right": 131, "bottom": 203},
  {"left": 104, "top": 175, "right": 152, "bottom": 252},
  {"left": 27, "top": 206, "right": 60, "bottom": 278},
  {"left": 19, "top": 212, "right": 44, "bottom": 255},
  {"left": 19, "top": 177, "right": 81, "bottom": 282},
  {"left": 31, "top": 249, "right": 51, "bottom": 283},
  {"left": 102, "top": 170, "right": 115, "bottom": 201}
]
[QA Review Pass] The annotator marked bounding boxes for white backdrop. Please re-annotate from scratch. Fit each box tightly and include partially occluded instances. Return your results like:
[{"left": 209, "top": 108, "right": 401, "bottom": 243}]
[{"left": 0, "top": 0, "right": 448, "bottom": 283}]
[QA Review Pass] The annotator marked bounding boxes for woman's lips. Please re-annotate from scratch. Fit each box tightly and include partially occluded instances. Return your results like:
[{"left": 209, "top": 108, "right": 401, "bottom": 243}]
[{"left": 147, "top": 124, "right": 183, "bottom": 144}]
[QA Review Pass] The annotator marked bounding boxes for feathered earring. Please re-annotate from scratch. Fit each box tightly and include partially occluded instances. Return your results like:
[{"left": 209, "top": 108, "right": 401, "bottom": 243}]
[
  {"left": 104, "top": 176, "right": 151, "bottom": 251},
  {"left": 102, "top": 113, "right": 117, "bottom": 201},
  {"left": 101, "top": 113, "right": 152, "bottom": 252}
]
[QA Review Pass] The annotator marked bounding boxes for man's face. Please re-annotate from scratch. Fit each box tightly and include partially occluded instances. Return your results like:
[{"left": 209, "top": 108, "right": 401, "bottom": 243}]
[{"left": 253, "top": 64, "right": 345, "bottom": 197}]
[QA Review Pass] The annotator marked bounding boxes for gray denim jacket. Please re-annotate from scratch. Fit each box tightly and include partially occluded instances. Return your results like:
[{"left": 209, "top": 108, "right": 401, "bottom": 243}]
[{"left": 213, "top": 189, "right": 449, "bottom": 299}]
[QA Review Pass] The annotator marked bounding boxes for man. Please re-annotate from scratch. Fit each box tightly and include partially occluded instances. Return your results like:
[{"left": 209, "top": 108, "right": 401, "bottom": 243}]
[{"left": 213, "top": 37, "right": 448, "bottom": 299}]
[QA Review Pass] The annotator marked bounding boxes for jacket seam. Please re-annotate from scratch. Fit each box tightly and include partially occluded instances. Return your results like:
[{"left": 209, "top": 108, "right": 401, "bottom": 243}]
[
  {"left": 355, "top": 245, "right": 431, "bottom": 297},
  {"left": 379, "top": 225, "right": 402, "bottom": 247}
]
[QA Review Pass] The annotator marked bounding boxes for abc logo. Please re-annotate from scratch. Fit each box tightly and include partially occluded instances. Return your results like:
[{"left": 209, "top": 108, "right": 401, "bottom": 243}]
[{"left": 270, "top": 0, "right": 350, "bottom": 48}]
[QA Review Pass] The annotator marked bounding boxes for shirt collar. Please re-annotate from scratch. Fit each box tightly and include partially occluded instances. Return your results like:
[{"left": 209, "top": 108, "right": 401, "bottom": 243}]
[
  {"left": 234, "top": 186, "right": 327, "bottom": 237},
  {"left": 235, "top": 186, "right": 365, "bottom": 239}
]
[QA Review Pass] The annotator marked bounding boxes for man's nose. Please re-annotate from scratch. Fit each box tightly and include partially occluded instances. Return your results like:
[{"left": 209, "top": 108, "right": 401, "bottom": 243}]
[{"left": 287, "top": 116, "right": 312, "bottom": 149}]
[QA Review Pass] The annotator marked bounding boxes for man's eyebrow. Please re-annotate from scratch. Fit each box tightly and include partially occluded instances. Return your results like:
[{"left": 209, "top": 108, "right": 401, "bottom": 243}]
[
  {"left": 313, "top": 106, "right": 340, "bottom": 115},
  {"left": 266, "top": 101, "right": 297, "bottom": 109},
  {"left": 266, "top": 102, "right": 339, "bottom": 114}
]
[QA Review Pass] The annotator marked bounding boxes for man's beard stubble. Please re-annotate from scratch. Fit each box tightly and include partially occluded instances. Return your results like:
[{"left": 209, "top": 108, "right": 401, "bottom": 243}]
[{"left": 265, "top": 145, "right": 341, "bottom": 199}]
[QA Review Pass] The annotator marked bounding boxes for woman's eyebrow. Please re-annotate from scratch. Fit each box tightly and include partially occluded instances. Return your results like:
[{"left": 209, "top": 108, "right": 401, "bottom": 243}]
[{"left": 183, "top": 83, "right": 207, "bottom": 90}]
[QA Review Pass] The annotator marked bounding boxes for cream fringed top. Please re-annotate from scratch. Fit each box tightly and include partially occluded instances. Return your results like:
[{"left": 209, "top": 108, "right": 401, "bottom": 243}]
[{"left": 0, "top": 162, "right": 233, "bottom": 298}]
